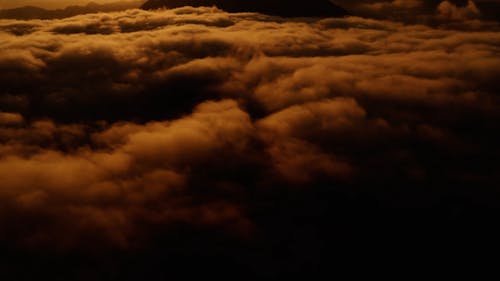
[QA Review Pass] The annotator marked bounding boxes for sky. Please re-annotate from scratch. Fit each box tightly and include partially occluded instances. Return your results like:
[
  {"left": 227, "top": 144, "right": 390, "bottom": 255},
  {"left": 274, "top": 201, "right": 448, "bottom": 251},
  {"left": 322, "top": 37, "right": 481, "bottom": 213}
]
[{"left": 0, "top": 0, "right": 499, "bottom": 280}]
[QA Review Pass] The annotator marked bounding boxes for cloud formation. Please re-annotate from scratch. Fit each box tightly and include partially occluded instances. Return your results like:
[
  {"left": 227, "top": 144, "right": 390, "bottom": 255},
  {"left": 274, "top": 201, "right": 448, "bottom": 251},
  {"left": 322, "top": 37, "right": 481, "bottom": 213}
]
[
  {"left": 0, "top": 6, "right": 499, "bottom": 279},
  {"left": 336, "top": 0, "right": 500, "bottom": 25}
]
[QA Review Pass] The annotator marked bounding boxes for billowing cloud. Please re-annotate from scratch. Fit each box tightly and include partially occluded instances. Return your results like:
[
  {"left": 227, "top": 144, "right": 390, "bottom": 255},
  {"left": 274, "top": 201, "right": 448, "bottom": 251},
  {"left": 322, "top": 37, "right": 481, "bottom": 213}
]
[
  {"left": 360, "top": 0, "right": 424, "bottom": 12},
  {"left": 0, "top": 6, "right": 499, "bottom": 279},
  {"left": 0, "top": 99, "right": 254, "bottom": 252},
  {"left": 335, "top": 0, "right": 500, "bottom": 25},
  {"left": 437, "top": 0, "right": 480, "bottom": 20}
]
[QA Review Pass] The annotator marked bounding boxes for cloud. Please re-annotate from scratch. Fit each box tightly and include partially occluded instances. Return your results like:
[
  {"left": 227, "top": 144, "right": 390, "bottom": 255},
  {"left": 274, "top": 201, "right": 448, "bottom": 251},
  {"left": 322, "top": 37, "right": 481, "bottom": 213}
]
[
  {"left": 361, "top": 0, "right": 423, "bottom": 11},
  {"left": 0, "top": 6, "right": 499, "bottom": 279},
  {"left": 257, "top": 98, "right": 364, "bottom": 183},
  {"left": 0, "top": 112, "right": 24, "bottom": 125},
  {"left": 0, "top": 99, "right": 255, "bottom": 251},
  {"left": 437, "top": 0, "right": 480, "bottom": 20},
  {"left": 335, "top": 0, "right": 500, "bottom": 26}
]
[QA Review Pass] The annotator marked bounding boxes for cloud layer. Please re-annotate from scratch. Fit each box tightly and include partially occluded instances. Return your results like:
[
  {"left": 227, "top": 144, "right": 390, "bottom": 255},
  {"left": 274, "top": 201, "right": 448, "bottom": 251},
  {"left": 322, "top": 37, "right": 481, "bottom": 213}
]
[
  {"left": 336, "top": 0, "right": 500, "bottom": 24},
  {"left": 0, "top": 6, "right": 499, "bottom": 279}
]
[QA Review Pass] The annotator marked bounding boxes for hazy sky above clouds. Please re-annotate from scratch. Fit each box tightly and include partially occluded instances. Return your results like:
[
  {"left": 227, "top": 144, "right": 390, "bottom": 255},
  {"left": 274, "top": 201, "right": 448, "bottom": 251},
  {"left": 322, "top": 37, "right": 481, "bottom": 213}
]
[{"left": 0, "top": 0, "right": 127, "bottom": 9}]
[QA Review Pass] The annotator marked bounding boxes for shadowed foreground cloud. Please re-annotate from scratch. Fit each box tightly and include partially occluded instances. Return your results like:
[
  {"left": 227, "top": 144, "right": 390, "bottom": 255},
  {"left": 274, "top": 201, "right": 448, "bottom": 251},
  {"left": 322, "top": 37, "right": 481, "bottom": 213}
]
[{"left": 0, "top": 6, "right": 500, "bottom": 279}]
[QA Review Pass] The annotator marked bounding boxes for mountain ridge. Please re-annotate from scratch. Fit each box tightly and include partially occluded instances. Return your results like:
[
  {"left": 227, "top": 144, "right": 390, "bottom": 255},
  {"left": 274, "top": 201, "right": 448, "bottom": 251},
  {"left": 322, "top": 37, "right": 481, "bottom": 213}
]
[{"left": 140, "top": 0, "right": 349, "bottom": 17}]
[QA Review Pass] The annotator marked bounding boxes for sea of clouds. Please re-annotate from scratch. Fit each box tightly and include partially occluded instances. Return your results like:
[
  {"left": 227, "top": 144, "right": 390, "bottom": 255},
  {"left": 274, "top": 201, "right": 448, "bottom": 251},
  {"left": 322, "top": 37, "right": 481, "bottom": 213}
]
[{"left": 0, "top": 4, "right": 499, "bottom": 279}]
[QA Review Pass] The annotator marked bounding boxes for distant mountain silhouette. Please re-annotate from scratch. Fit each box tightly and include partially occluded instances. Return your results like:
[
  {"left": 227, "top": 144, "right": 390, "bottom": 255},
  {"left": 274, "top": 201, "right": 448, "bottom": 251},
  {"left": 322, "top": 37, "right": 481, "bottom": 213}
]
[
  {"left": 141, "top": 0, "right": 348, "bottom": 17},
  {"left": 0, "top": 1, "right": 142, "bottom": 20}
]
